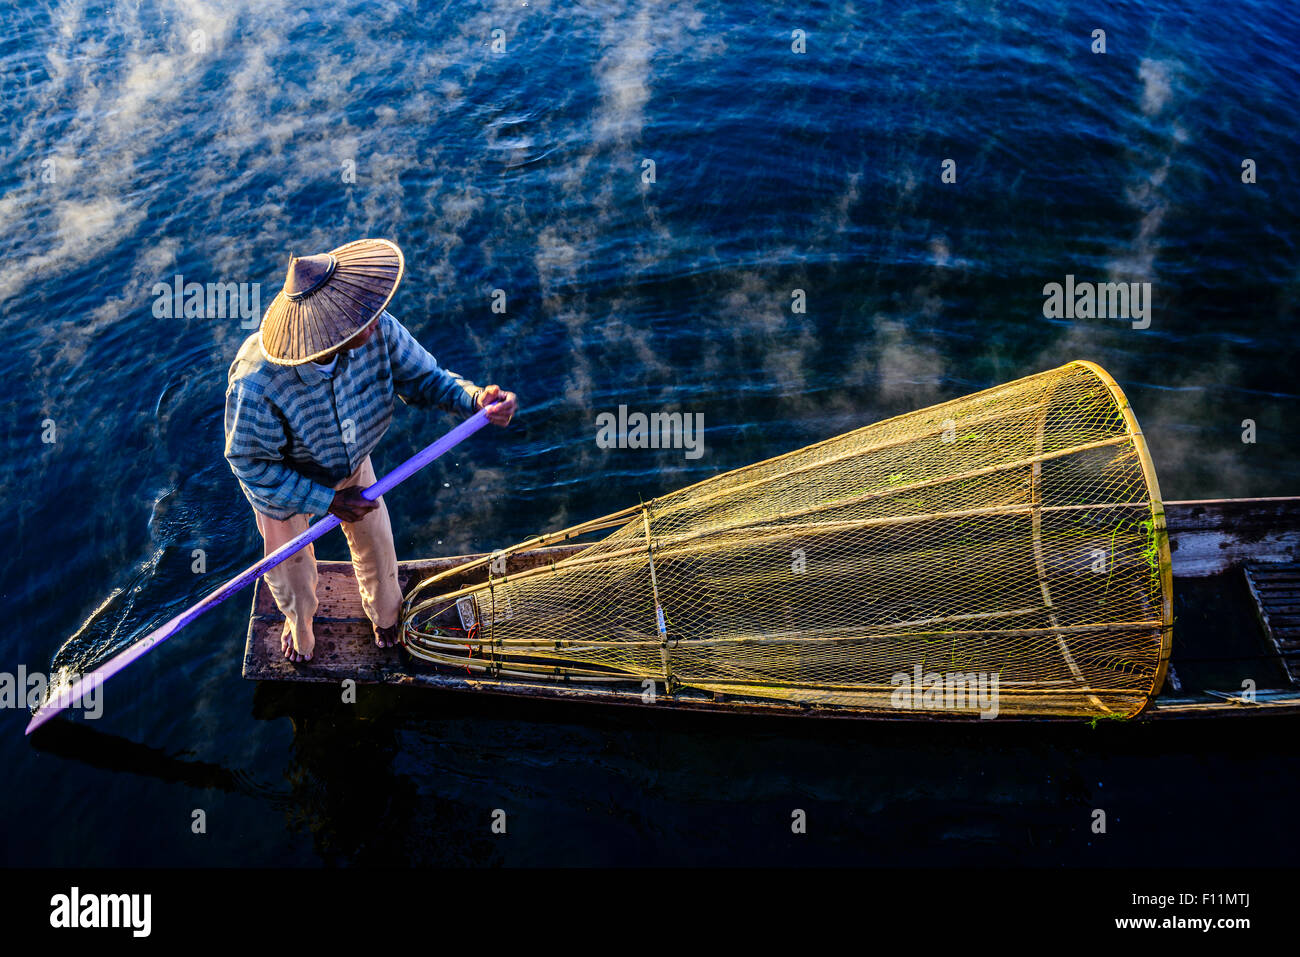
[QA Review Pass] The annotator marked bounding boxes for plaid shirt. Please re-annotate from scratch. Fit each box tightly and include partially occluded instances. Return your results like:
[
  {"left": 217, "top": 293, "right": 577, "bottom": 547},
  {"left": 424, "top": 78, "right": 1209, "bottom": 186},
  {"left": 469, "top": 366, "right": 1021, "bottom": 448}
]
[{"left": 224, "top": 310, "right": 481, "bottom": 520}]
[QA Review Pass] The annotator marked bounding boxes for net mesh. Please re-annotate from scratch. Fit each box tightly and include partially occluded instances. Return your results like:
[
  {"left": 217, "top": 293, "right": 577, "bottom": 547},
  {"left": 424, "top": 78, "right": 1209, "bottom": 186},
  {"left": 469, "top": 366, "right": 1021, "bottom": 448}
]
[{"left": 403, "top": 361, "right": 1172, "bottom": 719}]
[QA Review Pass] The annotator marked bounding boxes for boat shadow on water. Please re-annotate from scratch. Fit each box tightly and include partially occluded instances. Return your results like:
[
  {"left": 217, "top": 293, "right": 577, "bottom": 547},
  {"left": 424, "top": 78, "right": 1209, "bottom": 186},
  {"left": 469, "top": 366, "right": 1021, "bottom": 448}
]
[
  {"left": 28, "top": 669, "right": 1300, "bottom": 867},
  {"left": 225, "top": 492, "right": 1300, "bottom": 865},
  {"left": 242, "top": 675, "right": 1300, "bottom": 867}
]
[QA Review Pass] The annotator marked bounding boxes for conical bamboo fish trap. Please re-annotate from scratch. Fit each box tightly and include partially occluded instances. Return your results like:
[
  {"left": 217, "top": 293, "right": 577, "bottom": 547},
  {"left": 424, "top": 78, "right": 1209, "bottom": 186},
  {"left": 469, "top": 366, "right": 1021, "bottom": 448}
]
[{"left": 403, "top": 361, "right": 1173, "bottom": 720}]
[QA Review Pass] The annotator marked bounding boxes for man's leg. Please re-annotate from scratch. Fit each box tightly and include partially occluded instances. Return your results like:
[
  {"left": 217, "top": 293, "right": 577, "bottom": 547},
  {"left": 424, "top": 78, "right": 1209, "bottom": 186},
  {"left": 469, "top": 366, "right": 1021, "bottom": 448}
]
[
  {"left": 335, "top": 455, "right": 403, "bottom": 646},
  {"left": 253, "top": 509, "right": 318, "bottom": 661}
]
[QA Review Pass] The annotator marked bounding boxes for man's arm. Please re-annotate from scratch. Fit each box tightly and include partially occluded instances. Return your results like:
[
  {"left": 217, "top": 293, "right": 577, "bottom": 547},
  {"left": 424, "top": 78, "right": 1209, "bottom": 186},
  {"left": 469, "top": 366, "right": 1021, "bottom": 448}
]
[
  {"left": 224, "top": 381, "right": 337, "bottom": 520},
  {"left": 382, "top": 312, "right": 482, "bottom": 415}
]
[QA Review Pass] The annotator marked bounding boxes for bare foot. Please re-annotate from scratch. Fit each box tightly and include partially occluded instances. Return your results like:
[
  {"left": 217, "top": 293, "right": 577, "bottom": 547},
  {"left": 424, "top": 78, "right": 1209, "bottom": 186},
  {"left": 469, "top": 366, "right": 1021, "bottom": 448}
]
[
  {"left": 374, "top": 621, "right": 401, "bottom": 649},
  {"left": 280, "top": 621, "right": 314, "bottom": 662}
]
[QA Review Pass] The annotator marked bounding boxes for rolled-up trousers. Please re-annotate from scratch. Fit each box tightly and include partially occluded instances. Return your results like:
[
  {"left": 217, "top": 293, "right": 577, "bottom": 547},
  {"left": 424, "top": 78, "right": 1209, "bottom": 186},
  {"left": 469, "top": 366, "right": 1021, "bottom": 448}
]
[{"left": 253, "top": 455, "right": 402, "bottom": 647}]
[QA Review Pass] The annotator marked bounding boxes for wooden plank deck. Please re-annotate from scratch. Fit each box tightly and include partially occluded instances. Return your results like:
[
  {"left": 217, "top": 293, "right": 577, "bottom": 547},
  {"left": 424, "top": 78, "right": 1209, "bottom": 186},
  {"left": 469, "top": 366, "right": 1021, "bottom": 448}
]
[
  {"left": 243, "top": 545, "right": 585, "bottom": 686},
  {"left": 243, "top": 498, "right": 1300, "bottom": 720},
  {"left": 1243, "top": 562, "right": 1300, "bottom": 684}
]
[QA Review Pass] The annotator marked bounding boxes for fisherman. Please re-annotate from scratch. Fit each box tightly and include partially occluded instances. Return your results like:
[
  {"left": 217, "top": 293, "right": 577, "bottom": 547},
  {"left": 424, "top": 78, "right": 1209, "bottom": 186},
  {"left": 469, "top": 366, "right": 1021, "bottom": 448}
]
[{"left": 223, "top": 239, "right": 516, "bottom": 662}]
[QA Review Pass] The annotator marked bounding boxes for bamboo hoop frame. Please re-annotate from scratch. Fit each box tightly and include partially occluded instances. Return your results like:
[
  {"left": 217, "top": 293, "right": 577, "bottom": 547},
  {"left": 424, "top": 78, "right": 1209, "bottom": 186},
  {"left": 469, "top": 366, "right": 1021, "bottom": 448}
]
[{"left": 1070, "top": 360, "right": 1174, "bottom": 717}]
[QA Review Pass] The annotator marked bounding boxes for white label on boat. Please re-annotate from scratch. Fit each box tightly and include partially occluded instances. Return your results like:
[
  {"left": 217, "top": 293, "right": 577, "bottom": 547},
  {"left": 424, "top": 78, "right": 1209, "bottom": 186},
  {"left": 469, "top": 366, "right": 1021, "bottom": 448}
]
[
  {"left": 456, "top": 597, "right": 477, "bottom": 630},
  {"left": 656, "top": 605, "right": 666, "bottom": 635}
]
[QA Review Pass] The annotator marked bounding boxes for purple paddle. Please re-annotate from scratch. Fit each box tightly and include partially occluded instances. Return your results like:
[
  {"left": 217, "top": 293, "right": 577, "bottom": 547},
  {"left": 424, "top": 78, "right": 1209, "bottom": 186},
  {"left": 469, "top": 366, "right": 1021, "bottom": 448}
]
[{"left": 25, "top": 405, "right": 500, "bottom": 735}]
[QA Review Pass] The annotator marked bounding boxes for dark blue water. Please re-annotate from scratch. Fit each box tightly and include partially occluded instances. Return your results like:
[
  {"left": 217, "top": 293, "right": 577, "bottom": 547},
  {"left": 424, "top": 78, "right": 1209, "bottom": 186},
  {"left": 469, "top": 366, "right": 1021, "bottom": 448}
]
[{"left": 2, "top": 0, "right": 1298, "bottom": 866}]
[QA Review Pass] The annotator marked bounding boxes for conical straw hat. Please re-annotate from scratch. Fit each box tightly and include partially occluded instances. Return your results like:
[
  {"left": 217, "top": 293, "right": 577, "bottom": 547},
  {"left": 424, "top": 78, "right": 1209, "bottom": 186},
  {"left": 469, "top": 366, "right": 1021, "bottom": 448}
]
[{"left": 258, "top": 238, "right": 405, "bottom": 365}]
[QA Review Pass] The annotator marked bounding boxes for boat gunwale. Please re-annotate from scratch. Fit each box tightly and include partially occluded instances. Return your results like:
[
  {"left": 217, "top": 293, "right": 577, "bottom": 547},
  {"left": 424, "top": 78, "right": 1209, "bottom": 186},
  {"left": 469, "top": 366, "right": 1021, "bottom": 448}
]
[{"left": 242, "top": 496, "right": 1300, "bottom": 722}]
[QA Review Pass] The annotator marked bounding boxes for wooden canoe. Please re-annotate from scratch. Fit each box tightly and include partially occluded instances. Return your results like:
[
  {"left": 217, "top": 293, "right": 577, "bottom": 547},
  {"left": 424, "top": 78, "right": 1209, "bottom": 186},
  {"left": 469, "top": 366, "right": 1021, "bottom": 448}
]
[{"left": 242, "top": 496, "right": 1300, "bottom": 721}]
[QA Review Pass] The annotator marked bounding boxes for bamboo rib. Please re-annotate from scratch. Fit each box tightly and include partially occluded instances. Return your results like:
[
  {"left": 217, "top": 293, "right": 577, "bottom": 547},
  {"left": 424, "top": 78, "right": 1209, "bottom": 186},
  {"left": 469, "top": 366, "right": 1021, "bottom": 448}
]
[
  {"left": 638, "top": 367, "right": 1126, "bottom": 516},
  {"left": 1030, "top": 378, "right": 1109, "bottom": 713},
  {"left": 643, "top": 506, "right": 672, "bottom": 683},
  {"left": 399, "top": 639, "right": 1160, "bottom": 698},
  {"left": 406, "top": 444, "right": 1135, "bottom": 614},
  {"left": 648, "top": 400, "right": 1050, "bottom": 517},
  {"left": 406, "top": 617, "right": 1163, "bottom": 651}
]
